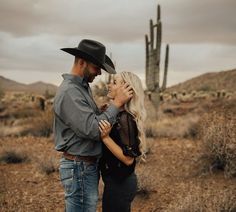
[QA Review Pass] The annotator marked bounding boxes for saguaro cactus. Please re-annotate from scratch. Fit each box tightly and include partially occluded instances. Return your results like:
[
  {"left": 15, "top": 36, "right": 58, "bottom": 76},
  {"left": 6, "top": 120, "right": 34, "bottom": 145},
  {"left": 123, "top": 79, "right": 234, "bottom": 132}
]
[{"left": 145, "top": 4, "right": 169, "bottom": 107}]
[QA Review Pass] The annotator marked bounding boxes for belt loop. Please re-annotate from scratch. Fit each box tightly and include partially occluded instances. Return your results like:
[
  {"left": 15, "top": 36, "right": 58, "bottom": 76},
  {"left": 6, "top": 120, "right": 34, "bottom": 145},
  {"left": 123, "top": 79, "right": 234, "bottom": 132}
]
[{"left": 81, "top": 161, "right": 84, "bottom": 172}]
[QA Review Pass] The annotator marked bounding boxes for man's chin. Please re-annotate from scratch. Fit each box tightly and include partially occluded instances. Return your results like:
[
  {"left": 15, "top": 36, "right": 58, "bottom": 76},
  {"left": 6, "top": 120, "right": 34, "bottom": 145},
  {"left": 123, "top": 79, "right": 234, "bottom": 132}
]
[{"left": 88, "top": 76, "right": 96, "bottom": 83}]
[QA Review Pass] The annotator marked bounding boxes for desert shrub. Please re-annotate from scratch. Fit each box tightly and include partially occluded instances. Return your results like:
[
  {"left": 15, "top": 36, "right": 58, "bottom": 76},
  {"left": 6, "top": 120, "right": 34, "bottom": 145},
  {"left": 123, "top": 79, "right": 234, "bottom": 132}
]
[
  {"left": 38, "top": 158, "right": 58, "bottom": 175},
  {"left": 7, "top": 107, "right": 39, "bottom": 119},
  {"left": 0, "top": 85, "right": 4, "bottom": 100},
  {"left": 145, "top": 125, "right": 157, "bottom": 138},
  {"left": 166, "top": 186, "right": 236, "bottom": 212},
  {"left": 183, "top": 121, "right": 200, "bottom": 139},
  {"left": 198, "top": 84, "right": 212, "bottom": 92},
  {"left": 0, "top": 102, "right": 6, "bottom": 113},
  {"left": 0, "top": 150, "right": 29, "bottom": 164},
  {"left": 163, "top": 108, "right": 174, "bottom": 114},
  {"left": 92, "top": 81, "right": 107, "bottom": 97},
  {"left": 199, "top": 111, "right": 236, "bottom": 178},
  {"left": 20, "top": 109, "right": 54, "bottom": 137},
  {"left": 43, "top": 89, "right": 54, "bottom": 100}
]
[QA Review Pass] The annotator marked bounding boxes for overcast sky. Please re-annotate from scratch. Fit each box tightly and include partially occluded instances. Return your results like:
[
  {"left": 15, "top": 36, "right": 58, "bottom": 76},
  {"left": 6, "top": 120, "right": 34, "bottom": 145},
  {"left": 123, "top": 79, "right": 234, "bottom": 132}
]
[{"left": 0, "top": 0, "right": 236, "bottom": 87}]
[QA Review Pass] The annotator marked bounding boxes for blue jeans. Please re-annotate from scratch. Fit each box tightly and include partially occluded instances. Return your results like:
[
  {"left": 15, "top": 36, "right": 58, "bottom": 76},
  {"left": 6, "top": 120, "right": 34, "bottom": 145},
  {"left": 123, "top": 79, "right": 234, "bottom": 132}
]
[{"left": 59, "top": 158, "right": 99, "bottom": 212}]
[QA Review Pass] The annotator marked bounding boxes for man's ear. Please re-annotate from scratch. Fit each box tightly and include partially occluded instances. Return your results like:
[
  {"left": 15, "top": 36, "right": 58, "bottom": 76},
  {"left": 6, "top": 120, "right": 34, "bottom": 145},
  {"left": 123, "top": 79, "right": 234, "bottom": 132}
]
[{"left": 78, "top": 58, "right": 87, "bottom": 67}]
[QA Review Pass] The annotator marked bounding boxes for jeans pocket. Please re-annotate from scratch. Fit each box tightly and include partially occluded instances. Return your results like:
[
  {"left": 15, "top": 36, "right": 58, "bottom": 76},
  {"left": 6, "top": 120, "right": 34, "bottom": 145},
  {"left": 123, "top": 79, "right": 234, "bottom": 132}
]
[
  {"left": 59, "top": 167, "right": 75, "bottom": 194},
  {"left": 84, "top": 162, "right": 98, "bottom": 172}
]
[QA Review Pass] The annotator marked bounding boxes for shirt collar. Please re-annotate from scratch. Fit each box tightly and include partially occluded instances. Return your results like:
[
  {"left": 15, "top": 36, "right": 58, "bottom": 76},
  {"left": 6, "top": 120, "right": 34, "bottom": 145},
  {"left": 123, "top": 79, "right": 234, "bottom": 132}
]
[{"left": 62, "top": 73, "right": 89, "bottom": 89}]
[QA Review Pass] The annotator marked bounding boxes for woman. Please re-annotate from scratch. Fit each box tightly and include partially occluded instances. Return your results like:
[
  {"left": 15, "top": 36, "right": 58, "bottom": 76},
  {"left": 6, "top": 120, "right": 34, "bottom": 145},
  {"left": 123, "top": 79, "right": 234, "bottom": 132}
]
[{"left": 99, "top": 71, "right": 146, "bottom": 212}]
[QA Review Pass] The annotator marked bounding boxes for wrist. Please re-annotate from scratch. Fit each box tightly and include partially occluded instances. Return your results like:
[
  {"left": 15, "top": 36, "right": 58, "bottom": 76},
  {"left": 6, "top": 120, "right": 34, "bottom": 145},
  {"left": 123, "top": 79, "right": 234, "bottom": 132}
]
[
  {"left": 112, "top": 99, "right": 123, "bottom": 108},
  {"left": 102, "top": 136, "right": 110, "bottom": 143}
]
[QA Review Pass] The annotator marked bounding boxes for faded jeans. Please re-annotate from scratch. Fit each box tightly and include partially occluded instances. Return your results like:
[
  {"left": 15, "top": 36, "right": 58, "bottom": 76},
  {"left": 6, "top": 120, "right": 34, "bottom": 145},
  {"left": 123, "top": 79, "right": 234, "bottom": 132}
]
[{"left": 59, "top": 157, "right": 99, "bottom": 212}]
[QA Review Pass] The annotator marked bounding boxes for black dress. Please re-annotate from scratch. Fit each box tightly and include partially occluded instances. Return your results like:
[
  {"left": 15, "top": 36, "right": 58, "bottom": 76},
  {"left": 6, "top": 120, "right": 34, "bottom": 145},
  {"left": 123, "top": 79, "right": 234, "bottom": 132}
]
[{"left": 99, "top": 111, "right": 141, "bottom": 212}]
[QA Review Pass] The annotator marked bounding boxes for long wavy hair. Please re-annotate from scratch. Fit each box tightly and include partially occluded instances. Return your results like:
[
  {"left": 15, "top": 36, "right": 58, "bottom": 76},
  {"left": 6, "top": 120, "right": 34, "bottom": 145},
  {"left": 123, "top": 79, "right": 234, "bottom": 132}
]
[{"left": 119, "top": 71, "right": 147, "bottom": 156}]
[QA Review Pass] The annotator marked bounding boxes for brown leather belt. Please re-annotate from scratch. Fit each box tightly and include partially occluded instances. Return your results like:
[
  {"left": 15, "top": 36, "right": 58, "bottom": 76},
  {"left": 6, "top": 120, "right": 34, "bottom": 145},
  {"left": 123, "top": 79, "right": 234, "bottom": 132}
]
[{"left": 63, "top": 152, "right": 97, "bottom": 164}]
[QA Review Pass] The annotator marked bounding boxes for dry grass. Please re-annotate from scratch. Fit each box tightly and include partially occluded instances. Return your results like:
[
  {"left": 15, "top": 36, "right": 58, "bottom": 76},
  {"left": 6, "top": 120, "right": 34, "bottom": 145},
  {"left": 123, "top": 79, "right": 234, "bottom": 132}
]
[
  {"left": 166, "top": 185, "right": 236, "bottom": 212},
  {"left": 21, "top": 109, "right": 54, "bottom": 137},
  {"left": 136, "top": 162, "right": 157, "bottom": 199},
  {"left": 0, "top": 109, "right": 54, "bottom": 137},
  {"left": 145, "top": 114, "right": 200, "bottom": 139},
  {"left": 199, "top": 111, "right": 236, "bottom": 178}
]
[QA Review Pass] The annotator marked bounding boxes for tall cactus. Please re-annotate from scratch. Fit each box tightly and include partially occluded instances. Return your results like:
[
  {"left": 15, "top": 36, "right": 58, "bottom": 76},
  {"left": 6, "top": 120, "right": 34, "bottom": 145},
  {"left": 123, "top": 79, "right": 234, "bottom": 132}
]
[{"left": 145, "top": 4, "right": 169, "bottom": 107}]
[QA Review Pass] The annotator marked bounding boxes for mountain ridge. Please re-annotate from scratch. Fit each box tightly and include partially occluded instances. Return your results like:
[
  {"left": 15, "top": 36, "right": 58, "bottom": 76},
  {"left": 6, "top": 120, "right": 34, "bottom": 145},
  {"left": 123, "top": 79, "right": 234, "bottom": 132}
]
[
  {"left": 166, "top": 68, "right": 236, "bottom": 93},
  {"left": 1, "top": 68, "right": 236, "bottom": 95},
  {"left": 0, "top": 76, "right": 58, "bottom": 95}
]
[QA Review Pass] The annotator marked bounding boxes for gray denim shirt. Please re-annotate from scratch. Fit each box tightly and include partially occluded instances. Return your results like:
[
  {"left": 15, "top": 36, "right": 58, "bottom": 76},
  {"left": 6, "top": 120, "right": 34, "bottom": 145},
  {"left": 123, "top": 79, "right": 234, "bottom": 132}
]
[{"left": 53, "top": 74, "right": 119, "bottom": 158}]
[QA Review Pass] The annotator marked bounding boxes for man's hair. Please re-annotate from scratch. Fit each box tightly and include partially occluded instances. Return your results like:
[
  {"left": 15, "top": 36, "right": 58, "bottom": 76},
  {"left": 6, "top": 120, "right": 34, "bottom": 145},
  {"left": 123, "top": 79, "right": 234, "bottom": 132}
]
[{"left": 74, "top": 57, "right": 79, "bottom": 64}]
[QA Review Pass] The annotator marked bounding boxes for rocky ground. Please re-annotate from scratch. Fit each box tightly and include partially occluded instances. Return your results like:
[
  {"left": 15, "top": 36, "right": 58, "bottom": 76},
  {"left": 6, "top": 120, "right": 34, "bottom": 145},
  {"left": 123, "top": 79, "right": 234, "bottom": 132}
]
[
  {"left": 0, "top": 95, "right": 235, "bottom": 211},
  {"left": 1, "top": 136, "right": 235, "bottom": 212}
]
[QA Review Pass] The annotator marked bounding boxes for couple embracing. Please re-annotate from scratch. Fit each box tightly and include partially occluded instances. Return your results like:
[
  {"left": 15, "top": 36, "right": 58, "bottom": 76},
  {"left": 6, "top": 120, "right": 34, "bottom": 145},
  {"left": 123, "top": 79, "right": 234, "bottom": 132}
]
[{"left": 53, "top": 39, "right": 146, "bottom": 212}]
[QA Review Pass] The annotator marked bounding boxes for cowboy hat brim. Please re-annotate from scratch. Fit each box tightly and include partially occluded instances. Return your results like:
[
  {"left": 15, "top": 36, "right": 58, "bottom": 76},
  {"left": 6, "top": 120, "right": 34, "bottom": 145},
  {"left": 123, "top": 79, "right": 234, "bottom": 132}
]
[{"left": 61, "top": 48, "right": 116, "bottom": 74}]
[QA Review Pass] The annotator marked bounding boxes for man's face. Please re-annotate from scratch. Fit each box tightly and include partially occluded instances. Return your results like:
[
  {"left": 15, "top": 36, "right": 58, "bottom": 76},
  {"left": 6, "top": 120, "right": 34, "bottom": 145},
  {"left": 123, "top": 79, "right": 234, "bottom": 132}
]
[{"left": 83, "top": 62, "right": 101, "bottom": 83}]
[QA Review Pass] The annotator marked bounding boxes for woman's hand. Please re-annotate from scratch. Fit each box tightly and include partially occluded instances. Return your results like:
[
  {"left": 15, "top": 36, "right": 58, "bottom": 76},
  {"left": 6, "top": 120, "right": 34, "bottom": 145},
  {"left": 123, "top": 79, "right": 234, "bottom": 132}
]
[
  {"left": 99, "top": 120, "right": 112, "bottom": 140},
  {"left": 100, "top": 103, "right": 109, "bottom": 112}
]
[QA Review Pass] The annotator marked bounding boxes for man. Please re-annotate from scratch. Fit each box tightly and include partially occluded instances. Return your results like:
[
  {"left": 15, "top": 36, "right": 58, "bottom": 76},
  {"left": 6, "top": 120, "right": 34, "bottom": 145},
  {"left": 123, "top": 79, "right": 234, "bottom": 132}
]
[{"left": 53, "top": 39, "right": 133, "bottom": 212}]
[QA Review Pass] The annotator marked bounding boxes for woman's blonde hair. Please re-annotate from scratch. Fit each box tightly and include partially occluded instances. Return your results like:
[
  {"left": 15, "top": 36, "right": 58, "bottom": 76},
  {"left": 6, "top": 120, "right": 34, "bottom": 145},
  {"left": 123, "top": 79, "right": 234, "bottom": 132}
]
[{"left": 119, "top": 71, "right": 147, "bottom": 156}]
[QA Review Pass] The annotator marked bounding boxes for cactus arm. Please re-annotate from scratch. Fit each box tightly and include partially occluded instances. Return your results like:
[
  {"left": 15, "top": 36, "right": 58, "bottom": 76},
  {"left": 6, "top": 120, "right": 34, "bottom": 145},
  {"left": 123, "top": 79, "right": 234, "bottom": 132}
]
[
  {"left": 150, "top": 19, "right": 154, "bottom": 50},
  {"left": 157, "top": 4, "right": 161, "bottom": 21},
  {"left": 162, "top": 44, "right": 169, "bottom": 91},
  {"left": 145, "top": 34, "right": 149, "bottom": 72}
]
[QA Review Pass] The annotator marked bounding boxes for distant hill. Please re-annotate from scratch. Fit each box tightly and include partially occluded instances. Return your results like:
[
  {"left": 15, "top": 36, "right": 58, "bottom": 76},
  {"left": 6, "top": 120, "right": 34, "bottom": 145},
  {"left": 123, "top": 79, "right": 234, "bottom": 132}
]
[
  {"left": 27, "top": 81, "right": 58, "bottom": 95},
  {"left": 167, "top": 69, "right": 236, "bottom": 93},
  {"left": 0, "top": 76, "right": 57, "bottom": 95}
]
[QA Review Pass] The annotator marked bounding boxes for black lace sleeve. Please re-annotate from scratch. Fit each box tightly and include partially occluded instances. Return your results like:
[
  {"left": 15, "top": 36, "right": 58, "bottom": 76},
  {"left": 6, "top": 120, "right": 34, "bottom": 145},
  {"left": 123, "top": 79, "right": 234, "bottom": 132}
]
[{"left": 118, "top": 112, "right": 141, "bottom": 157}]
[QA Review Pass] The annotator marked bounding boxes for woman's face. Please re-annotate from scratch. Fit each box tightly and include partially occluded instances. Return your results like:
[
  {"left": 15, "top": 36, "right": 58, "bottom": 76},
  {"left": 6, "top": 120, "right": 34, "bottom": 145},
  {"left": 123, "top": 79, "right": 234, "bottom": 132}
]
[{"left": 107, "top": 74, "right": 124, "bottom": 99}]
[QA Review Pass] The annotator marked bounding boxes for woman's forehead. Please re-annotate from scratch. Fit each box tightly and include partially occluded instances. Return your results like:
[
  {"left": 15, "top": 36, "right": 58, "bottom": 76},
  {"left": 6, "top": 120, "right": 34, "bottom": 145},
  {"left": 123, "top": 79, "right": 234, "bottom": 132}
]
[{"left": 114, "top": 74, "right": 123, "bottom": 81}]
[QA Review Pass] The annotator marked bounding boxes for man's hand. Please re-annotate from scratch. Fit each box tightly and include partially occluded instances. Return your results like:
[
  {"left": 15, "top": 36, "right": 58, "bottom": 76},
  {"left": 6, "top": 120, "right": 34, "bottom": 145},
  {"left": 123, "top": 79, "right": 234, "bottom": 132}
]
[
  {"left": 99, "top": 120, "right": 112, "bottom": 140},
  {"left": 113, "top": 82, "right": 133, "bottom": 108}
]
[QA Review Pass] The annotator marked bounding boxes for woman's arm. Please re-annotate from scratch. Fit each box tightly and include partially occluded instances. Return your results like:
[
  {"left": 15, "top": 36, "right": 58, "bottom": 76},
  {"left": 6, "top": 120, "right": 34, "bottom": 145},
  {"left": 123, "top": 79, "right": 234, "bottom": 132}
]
[{"left": 99, "top": 120, "right": 134, "bottom": 166}]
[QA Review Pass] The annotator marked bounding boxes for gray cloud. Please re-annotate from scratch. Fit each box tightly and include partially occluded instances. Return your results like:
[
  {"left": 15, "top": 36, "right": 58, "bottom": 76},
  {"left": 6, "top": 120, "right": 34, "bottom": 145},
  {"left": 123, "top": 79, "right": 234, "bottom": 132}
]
[
  {"left": 163, "top": 0, "right": 236, "bottom": 44},
  {"left": 0, "top": 0, "right": 235, "bottom": 86},
  {"left": 1, "top": 0, "right": 235, "bottom": 44}
]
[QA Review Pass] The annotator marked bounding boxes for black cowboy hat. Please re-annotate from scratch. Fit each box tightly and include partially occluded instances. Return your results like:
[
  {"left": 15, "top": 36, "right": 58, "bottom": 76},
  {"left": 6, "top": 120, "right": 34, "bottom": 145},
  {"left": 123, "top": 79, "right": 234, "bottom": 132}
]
[{"left": 61, "top": 39, "right": 116, "bottom": 74}]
